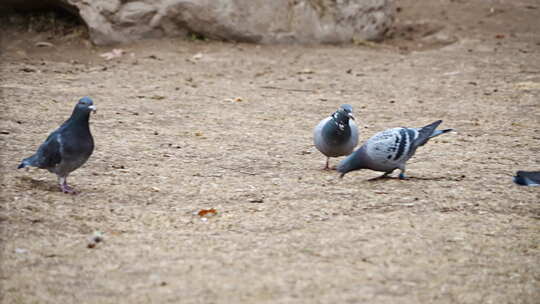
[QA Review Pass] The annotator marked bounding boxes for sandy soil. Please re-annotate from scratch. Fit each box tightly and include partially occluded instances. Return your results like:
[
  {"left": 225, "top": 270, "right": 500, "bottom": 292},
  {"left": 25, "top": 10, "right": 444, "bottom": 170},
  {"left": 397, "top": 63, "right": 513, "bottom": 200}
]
[{"left": 1, "top": 0, "right": 539, "bottom": 303}]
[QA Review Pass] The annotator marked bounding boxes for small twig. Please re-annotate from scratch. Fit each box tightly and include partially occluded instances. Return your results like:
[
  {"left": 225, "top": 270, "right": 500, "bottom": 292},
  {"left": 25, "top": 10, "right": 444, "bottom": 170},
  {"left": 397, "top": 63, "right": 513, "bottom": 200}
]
[
  {"left": 193, "top": 94, "right": 218, "bottom": 99},
  {"left": 260, "top": 85, "right": 315, "bottom": 93},
  {"left": 217, "top": 166, "right": 258, "bottom": 176}
]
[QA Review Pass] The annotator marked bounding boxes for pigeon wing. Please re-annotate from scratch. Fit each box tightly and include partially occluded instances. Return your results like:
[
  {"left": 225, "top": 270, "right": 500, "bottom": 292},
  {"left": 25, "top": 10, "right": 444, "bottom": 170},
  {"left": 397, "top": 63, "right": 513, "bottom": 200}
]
[{"left": 33, "top": 131, "right": 63, "bottom": 169}]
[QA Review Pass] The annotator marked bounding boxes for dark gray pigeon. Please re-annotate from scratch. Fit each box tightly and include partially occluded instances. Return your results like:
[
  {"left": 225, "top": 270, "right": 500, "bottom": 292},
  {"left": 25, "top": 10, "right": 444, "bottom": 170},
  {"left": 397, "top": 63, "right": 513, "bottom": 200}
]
[
  {"left": 313, "top": 104, "right": 359, "bottom": 170},
  {"left": 513, "top": 171, "right": 540, "bottom": 186},
  {"left": 18, "top": 97, "right": 96, "bottom": 194},
  {"left": 338, "top": 120, "right": 452, "bottom": 179}
]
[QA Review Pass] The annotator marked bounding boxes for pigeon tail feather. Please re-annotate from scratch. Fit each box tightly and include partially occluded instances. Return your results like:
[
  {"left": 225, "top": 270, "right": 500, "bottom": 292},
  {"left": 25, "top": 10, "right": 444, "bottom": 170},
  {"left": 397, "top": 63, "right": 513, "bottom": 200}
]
[{"left": 414, "top": 120, "right": 451, "bottom": 147}]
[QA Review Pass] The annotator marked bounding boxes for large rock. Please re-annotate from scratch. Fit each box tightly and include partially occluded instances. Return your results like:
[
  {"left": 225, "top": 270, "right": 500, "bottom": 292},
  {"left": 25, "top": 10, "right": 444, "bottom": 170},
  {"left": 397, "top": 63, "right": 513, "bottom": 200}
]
[{"left": 5, "top": 0, "right": 396, "bottom": 45}]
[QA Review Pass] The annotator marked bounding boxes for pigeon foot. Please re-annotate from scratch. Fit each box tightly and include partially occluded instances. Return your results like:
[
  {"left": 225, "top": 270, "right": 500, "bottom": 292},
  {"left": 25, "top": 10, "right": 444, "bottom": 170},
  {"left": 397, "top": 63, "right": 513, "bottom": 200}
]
[
  {"left": 60, "top": 183, "right": 78, "bottom": 195},
  {"left": 322, "top": 158, "right": 332, "bottom": 171}
]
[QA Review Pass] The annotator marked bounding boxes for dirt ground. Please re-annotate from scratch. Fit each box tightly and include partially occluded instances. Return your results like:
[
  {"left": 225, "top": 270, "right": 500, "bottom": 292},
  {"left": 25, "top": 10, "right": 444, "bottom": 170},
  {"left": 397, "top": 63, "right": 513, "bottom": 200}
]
[{"left": 1, "top": 0, "right": 539, "bottom": 303}]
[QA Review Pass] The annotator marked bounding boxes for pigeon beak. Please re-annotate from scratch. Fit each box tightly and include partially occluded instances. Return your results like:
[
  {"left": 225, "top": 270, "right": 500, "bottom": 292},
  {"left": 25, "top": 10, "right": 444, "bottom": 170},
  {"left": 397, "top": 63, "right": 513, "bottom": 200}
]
[
  {"left": 348, "top": 113, "right": 355, "bottom": 121},
  {"left": 88, "top": 105, "right": 97, "bottom": 113}
]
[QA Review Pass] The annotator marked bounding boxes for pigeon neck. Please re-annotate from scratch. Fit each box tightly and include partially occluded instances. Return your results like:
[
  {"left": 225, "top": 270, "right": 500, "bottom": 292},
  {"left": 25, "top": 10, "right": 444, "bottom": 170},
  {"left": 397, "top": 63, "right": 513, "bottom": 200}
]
[
  {"left": 356, "top": 147, "right": 371, "bottom": 169},
  {"left": 339, "top": 146, "right": 368, "bottom": 175},
  {"left": 335, "top": 119, "right": 348, "bottom": 130},
  {"left": 330, "top": 113, "right": 350, "bottom": 134},
  {"left": 69, "top": 109, "right": 91, "bottom": 126}
]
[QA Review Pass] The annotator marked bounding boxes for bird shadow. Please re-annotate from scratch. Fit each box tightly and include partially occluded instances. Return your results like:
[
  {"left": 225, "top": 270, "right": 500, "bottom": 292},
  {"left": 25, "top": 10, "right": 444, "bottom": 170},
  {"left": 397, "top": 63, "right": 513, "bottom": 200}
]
[
  {"left": 366, "top": 175, "right": 463, "bottom": 182},
  {"left": 321, "top": 167, "right": 338, "bottom": 172},
  {"left": 17, "top": 176, "right": 58, "bottom": 192}
]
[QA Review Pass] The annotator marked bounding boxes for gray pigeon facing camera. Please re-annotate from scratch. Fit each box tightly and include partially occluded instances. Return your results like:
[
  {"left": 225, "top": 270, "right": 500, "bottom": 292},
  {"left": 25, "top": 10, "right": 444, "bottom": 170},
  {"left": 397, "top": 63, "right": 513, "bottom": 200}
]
[
  {"left": 313, "top": 104, "right": 359, "bottom": 170},
  {"left": 338, "top": 120, "right": 452, "bottom": 179},
  {"left": 18, "top": 97, "right": 96, "bottom": 194}
]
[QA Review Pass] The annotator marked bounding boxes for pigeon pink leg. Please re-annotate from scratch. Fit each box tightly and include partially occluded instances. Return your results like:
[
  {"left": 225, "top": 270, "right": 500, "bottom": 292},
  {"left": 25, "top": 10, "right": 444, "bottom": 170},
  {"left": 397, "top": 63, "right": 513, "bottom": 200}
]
[
  {"left": 323, "top": 157, "right": 331, "bottom": 170},
  {"left": 59, "top": 176, "right": 78, "bottom": 194}
]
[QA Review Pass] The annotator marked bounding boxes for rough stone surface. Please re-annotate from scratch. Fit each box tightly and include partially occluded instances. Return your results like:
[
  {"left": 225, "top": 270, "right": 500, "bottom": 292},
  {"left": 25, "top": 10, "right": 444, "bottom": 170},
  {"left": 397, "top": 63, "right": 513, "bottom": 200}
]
[{"left": 3, "top": 0, "right": 396, "bottom": 45}]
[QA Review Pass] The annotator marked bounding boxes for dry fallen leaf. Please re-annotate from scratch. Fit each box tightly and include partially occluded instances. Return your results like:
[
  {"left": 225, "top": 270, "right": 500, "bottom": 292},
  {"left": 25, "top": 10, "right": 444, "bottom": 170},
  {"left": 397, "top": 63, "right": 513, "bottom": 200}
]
[
  {"left": 100, "top": 49, "right": 125, "bottom": 61},
  {"left": 35, "top": 41, "right": 54, "bottom": 48},
  {"left": 224, "top": 97, "right": 244, "bottom": 102},
  {"left": 514, "top": 81, "right": 540, "bottom": 90},
  {"left": 198, "top": 208, "right": 217, "bottom": 217},
  {"left": 297, "top": 68, "right": 314, "bottom": 74}
]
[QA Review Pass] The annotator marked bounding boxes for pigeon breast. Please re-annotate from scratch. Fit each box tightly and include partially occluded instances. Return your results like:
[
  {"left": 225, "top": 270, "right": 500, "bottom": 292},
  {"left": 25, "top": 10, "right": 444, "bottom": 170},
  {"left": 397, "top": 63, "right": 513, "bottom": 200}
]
[{"left": 314, "top": 117, "right": 358, "bottom": 157}]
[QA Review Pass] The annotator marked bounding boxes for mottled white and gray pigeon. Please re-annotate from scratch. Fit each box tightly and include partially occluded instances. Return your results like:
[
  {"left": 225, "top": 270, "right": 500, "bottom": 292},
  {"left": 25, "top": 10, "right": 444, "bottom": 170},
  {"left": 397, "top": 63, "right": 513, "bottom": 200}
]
[
  {"left": 513, "top": 171, "right": 540, "bottom": 186},
  {"left": 18, "top": 97, "right": 96, "bottom": 194},
  {"left": 338, "top": 120, "right": 452, "bottom": 179},
  {"left": 313, "top": 104, "right": 359, "bottom": 170}
]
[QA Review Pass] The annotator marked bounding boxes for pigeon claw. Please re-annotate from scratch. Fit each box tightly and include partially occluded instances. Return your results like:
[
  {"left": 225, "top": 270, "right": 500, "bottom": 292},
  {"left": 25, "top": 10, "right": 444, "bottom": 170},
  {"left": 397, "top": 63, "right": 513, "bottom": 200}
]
[{"left": 60, "top": 184, "right": 78, "bottom": 195}]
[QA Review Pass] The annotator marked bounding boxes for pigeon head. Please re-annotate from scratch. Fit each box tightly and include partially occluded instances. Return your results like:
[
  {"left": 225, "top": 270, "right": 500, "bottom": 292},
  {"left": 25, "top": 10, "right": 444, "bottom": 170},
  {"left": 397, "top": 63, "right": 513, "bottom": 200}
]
[
  {"left": 68, "top": 97, "right": 96, "bottom": 122},
  {"left": 340, "top": 104, "right": 354, "bottom": 116},
  {"left": 332, "top": 104, "right": 355, "bottom": 122},
  {"left": 332, "top": 105, "right": 355, "bottom": 131},
  {"left": 75, "top": 97, "right": 97, "bottom": 114}
]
